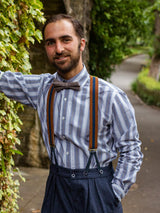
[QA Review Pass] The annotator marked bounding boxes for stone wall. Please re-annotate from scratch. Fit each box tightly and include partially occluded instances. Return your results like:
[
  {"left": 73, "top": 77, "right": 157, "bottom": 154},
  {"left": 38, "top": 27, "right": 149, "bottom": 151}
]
[{"left": 15, "top": 0, "right": 92, "bottom": 168}]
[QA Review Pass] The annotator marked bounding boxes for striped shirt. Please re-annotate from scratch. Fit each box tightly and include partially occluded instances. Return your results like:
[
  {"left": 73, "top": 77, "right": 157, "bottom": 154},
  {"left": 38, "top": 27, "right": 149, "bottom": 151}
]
[{"left": 0, "top": 65, "right": 143, "bottom": 201}]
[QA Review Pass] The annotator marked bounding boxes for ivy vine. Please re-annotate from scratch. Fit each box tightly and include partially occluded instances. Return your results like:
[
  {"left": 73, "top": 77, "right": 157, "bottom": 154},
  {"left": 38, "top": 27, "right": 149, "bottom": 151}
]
[{"left": 0, "top": 0, "right": 45, "bottom": 212}]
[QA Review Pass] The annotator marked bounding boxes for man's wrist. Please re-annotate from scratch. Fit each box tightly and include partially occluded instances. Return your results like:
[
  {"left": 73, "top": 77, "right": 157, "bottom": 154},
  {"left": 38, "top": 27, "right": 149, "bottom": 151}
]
[{"left": 112, "top": 181, "right": 125, "bottom": 201}]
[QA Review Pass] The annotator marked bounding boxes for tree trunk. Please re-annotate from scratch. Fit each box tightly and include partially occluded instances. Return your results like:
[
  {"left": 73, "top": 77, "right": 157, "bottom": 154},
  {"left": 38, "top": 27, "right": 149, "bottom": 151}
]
[
  {"left": 149, "top": 11, "right": 160, "bottom": 81},
  {"left": 149, "top": 55, "right": 160, "bottom": 80}
]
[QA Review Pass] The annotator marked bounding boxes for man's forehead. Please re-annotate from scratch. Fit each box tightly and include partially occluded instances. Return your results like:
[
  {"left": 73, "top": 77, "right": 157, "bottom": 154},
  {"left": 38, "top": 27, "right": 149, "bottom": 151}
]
[{"left": 45, "top": 19, "right": 76, "bottom": 37}]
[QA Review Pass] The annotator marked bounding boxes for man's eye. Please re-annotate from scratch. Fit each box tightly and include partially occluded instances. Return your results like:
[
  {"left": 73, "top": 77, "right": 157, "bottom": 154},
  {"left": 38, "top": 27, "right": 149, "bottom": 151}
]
[
  {"left": 46, "top": 40, "right": 55, "bottom": 46},
  {"left": 63, "top": 38, "right": 71, "bottom": 43}
]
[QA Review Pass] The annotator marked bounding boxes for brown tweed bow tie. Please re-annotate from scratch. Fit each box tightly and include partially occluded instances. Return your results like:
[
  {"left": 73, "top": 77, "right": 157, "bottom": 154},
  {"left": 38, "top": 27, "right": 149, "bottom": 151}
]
[{"left": 52, "top": 79, "right": 80, "bottom": 92}]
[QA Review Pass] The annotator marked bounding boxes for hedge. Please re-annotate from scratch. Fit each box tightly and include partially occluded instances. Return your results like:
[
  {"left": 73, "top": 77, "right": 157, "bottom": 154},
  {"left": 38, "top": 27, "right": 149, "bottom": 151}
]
[{"left": 132, "top": 68, "right": 160, "bottom": 107}]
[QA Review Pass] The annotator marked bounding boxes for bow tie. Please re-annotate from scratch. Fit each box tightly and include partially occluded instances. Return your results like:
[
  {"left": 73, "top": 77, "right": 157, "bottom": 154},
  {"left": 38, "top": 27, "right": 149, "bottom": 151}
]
[{"left": 52, "top": 79, "right": 80, "bottom": 92}]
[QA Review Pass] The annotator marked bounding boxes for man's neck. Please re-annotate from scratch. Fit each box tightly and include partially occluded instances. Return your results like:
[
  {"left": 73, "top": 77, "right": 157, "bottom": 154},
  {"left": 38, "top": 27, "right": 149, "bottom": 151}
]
[{"left": 57, "top": 63, "right": 83, "bottom": 80}]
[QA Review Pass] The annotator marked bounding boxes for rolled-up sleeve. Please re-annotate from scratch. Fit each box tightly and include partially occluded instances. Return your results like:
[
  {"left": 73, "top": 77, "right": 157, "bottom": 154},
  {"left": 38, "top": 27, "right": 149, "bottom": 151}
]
[{"left": 111, "top": 91, "right": 143, "bottom": 201}]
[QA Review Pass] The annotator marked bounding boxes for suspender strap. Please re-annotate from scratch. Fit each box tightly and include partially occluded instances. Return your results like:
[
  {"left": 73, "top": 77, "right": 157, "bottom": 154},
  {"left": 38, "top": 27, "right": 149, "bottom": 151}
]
[
  {"left": 85, "top": 76, "right": 100, "bottom": 173},
  {"left": 47, "top": 84, "right": 56, "bottom": 147},
  {"left": 47, "top": 84, "right": 58, "bottom": 164},
  {"left": 89, "top": 76, "right": 98, "bottom": 150}
]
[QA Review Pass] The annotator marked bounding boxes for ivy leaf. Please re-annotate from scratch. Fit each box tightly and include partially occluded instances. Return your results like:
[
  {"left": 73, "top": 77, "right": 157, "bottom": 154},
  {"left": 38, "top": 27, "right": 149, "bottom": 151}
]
[
  {"left": 10, "top": 149, "right": 23, "bottom": 156},
  {"left": 0, "top": 110, "right": 6, "bottom": 116},
  {"left": 1, "top": 151, "right": 6, "bottom": 175},
  {"left": 35, "top": 30, "right": 43, "bottom": 42}
]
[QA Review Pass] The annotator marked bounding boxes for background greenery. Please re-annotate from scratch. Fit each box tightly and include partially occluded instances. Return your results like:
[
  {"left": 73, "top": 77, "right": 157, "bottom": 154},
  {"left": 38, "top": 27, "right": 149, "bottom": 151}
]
[
  {"left": 132, "top": 67, "right": 160, "bottom": 107},
  {"left": 131, "top": 0, "right": 160, "bottom": 107},
  {"left": 0, "top": 1, "right": 45, "bottom": 212},
  {"left": 89, "top": 0, "right": 153, "bottom": 79},
  {"left": 89, "top": 0, "right": 160, "bottom": 107}
]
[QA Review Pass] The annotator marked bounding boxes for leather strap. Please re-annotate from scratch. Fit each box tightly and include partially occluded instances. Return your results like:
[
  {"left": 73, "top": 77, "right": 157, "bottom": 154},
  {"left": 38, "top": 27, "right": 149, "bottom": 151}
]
[
  {"left": 47, "top": 84, "right": 56, "bottom": 147},
  {"left": 89, "top": 76, "right": 98, "bottom": 150}
]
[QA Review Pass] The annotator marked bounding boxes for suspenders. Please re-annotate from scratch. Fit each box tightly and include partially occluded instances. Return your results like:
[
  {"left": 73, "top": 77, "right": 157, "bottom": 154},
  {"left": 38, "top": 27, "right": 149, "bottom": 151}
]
[
  {"left": 47, "top": 85, "right": 57, "bottom": 164},
  {"left": 47, "top": 76, "right": 101, "bottom": 172},
  {"left": 86, "top": 76, "right": 102, "bottom": 174},
  {"left": 89, "top": 76, "right": 98, "bottom": 150}
]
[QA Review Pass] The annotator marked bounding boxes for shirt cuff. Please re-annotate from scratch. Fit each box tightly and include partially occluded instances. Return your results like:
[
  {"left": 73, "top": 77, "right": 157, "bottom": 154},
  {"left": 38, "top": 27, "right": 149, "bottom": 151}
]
[{"left": 112, "top": 181, "right": 125, "bottom": 202}]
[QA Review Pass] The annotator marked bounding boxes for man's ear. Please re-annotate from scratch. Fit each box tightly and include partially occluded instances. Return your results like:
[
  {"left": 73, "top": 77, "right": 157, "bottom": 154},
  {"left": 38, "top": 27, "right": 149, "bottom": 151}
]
[{"left": 80, "top": 38, "right": 86, "bottom": 52}]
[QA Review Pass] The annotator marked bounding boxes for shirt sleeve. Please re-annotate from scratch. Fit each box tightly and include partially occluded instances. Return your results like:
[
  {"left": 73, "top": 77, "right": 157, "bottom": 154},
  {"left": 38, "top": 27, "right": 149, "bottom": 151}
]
[
  {"left": 111, "top": 91, "right": 143, "bottom": 201},
  {"left": 0, "top": 71, "right": 46, "bottom": 109}
]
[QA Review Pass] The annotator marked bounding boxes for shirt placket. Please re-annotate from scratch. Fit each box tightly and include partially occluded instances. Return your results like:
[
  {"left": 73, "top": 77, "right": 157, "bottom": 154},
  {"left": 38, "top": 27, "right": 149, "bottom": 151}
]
[
  {"left": 62, "top": 94, "right": 67, "bottom": 141},
  {"left": 58, "top": 90, "right": 66, "bottom": 139}
]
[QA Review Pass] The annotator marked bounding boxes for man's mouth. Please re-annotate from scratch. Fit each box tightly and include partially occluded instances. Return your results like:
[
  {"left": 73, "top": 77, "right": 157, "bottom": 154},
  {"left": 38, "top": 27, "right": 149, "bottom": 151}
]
[{"left": 54, "top": 55, "right": 69, "bottom": 64}]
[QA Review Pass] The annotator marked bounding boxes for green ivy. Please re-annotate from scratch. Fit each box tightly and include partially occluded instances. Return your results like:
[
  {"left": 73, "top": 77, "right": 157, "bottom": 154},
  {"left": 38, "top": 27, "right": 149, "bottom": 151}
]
[
  {"left": 0, "top": 1, "right": 45, "bottom": 212},
  {"left": 89, "top": 0, "right": 152, "bottom": 79}
]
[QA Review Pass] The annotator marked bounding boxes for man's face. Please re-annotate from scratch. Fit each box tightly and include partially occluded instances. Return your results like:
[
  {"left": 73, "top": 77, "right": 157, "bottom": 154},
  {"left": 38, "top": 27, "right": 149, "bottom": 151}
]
[{"left": 44, "top": 19, "right": 85, "bottom": 75}]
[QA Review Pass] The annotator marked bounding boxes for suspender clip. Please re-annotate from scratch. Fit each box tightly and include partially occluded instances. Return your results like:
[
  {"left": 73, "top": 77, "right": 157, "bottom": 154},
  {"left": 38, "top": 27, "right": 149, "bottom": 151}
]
[{"left": 89, "top": 148, "right": 97, "bottom": 153}]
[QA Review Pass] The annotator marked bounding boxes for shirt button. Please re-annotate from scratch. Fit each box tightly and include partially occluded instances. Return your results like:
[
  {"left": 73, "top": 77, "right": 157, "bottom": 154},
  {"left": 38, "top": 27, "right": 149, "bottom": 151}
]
[
  {"left": 62, "top": 116, "right": 65, "bottom": 120},
  {"left": 64, "top": 98, "right": 67, "bottom": 101}
]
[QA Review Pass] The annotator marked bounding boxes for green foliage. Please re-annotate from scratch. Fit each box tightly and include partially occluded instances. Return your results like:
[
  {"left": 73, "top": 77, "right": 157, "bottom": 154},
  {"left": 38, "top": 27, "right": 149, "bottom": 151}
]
[
  {"left": 132, "top": 67, "right": 160, "bottom": 107},
  {"left": 0, "top": 1, "right": 45, "bottom": 212},
  {"left": 138, "top": 68, "right": 160, "bottom": 90},
  {"left": 89, "top": 0, "right": 152, "bottom": 79}
]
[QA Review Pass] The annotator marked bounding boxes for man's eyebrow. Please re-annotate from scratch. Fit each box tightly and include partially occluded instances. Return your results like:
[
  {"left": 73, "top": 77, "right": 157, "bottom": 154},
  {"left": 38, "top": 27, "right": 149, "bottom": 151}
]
[
  {"left": 60, "top": 35, "right": 73, "bottom": 39},
  {"left": 45, "top": 35, "right": 72, "bottom": 43},
  {"left": 45, "top": 38, "right": 55, "bottom": 43}
]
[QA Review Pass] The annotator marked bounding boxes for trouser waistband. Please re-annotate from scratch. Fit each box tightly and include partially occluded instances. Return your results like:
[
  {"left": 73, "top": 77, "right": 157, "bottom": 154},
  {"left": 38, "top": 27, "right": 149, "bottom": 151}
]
[{"left": 50, "top": 163, "right": 113, "bottom": 179}]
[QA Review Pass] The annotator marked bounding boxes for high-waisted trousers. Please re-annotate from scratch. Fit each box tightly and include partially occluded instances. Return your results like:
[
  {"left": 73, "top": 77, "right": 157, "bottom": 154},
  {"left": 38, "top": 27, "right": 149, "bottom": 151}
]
[{"left": 41, "top": 163, "right": 123, "bottom": 213}]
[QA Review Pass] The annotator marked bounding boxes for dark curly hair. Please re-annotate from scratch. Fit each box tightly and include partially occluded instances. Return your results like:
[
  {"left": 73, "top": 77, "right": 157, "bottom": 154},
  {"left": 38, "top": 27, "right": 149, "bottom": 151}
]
[{"left": 42, "top": 14, "right": 84, "bottom": 40}]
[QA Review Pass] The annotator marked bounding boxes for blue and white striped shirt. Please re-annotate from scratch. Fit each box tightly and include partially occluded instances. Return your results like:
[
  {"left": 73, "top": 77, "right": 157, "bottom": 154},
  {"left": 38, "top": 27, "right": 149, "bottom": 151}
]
[{"left": 0, "top": 65, "right": 143, "bottom": 201}]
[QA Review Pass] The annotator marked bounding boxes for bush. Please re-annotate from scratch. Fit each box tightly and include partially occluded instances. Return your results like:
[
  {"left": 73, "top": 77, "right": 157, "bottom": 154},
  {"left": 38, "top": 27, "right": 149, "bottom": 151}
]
[{"left": 132, "top": 68, "right": 160, "bottom": 107}]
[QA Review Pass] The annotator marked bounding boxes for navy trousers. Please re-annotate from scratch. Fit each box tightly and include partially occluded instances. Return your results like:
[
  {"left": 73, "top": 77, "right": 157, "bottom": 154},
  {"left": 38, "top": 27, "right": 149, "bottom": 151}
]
[{"left": 41, "top": 163, "right": 123, "bottom": 213}]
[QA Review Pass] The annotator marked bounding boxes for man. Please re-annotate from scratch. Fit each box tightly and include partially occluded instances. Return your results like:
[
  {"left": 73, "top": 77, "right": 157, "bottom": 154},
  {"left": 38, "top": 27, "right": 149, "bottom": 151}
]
[{"left": 0, "top": 14, "right": 143, "bottom": 212}]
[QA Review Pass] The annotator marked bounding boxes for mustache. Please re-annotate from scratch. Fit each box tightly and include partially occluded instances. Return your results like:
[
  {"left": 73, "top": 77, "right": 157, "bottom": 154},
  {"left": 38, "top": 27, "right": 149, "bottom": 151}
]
[{"left": 53, "top": 52, "right": 70, "bottom": 59}]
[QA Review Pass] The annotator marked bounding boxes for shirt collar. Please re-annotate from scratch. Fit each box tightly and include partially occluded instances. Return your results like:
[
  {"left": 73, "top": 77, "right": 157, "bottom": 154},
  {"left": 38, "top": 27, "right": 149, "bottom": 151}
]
[{"left": 55, "top": 65, "right": 90, "bottom": 88}]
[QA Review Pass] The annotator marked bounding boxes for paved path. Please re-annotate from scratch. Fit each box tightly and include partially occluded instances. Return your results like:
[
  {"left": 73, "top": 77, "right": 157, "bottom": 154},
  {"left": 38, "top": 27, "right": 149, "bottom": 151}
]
[
  {"left": 17, "top": 54, "right": 160, "bottom": 212},
  {"left": 111, "top": 54, "right": 160, "bottom": 213}
]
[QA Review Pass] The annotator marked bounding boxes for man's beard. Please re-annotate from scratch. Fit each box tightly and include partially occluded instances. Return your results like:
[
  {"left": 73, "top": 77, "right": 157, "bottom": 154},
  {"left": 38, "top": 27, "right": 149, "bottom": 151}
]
[{"left": 52, "top": 48, "right": 81, "bottom": 74}]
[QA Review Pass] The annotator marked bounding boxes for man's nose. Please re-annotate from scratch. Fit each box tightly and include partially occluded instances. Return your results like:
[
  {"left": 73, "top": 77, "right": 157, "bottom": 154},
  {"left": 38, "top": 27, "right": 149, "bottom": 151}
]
[{"left": 55, "top": 41, "right": 64, "bottom": 54}]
